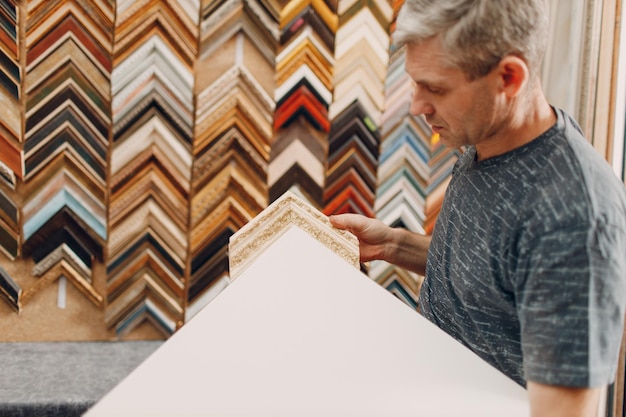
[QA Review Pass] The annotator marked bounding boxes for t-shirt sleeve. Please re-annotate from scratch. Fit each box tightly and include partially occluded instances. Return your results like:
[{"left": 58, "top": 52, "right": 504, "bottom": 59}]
[{"left": 515, "top": 219, "right": 626, "bottom": 387}]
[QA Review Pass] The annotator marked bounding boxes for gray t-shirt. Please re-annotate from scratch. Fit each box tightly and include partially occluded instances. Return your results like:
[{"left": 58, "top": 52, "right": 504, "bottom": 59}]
[{"left": 420, "top": 107, "right": 626, "bottom": 387}]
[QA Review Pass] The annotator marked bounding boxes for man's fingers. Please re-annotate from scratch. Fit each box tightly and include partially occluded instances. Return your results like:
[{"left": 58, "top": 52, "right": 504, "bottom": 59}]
[
  {"left": 329, "top": 213, "right": 364, "bottom": 233},
  {"left": 328, "top": 214, "right": 344, "bottom": 229}
]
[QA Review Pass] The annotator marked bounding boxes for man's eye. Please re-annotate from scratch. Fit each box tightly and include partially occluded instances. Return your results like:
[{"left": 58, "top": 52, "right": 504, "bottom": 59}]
[
  {"left": 427, "top": 86, "right": 442, "bottom": 94},
  {"left": 412, "top": 82, "right": 443, "bottom": 95}
]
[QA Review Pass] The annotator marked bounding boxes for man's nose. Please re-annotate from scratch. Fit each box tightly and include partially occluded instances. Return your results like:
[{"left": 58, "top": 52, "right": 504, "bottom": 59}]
[{"left": 409, "top": 86, "right": 434, "bottom": 116}]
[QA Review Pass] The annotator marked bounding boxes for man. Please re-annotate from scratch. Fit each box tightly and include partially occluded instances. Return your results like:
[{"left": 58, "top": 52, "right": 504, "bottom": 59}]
[{"left": 329, "top": 1, "right": 626, "bottom": 416}]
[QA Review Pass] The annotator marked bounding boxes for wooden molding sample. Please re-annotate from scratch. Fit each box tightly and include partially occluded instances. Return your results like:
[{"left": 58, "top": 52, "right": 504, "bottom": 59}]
[{"left": 229, "top": 190, "right": 359, "bottom": 279}]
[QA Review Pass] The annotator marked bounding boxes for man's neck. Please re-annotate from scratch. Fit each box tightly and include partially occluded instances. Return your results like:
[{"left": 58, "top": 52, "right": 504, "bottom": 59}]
[{"left": 475, "top": 81, "right": 556, "bottom": 161}]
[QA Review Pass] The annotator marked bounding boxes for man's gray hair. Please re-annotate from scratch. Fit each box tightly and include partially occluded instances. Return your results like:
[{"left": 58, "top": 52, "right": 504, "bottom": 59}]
[{"left": 394, "top": 0, "right": 550, "bottom": 80}]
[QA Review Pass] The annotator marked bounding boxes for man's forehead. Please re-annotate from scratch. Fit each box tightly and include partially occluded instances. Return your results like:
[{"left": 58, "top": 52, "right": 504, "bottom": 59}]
[
  {"left": 405, "top": 43, "right": 462, "bottom": 82},
  {"left": 405, "top": 38, "right": 457, "bottom": 65}
]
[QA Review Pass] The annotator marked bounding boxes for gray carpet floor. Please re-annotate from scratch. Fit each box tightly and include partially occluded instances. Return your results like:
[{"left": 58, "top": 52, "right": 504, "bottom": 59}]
[{"left": 0, "top": 341, "right": 162, "bottom": 417}]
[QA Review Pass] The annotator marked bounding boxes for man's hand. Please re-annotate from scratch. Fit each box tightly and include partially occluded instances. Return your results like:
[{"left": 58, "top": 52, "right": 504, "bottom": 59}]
[
  {"left": 527, "top": 381, "right": 602, "bottom": 417},
  {"left": 329, "top": 213, "right": 431, "bottom": 275},
  {"left": 329, "top": 213, "right": 393, "bottom": 263}
]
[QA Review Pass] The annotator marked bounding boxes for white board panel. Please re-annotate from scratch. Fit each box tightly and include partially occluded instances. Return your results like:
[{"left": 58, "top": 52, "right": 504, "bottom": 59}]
[{"left": 85, "top": 225, "right": 528, "bottom": 416}]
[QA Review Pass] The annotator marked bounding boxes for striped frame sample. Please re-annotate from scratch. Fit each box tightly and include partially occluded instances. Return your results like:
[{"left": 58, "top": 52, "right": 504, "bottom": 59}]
[
  {"left": 21, "top": 0, "right": 113, "bottom": 309},
  {"left": 269, "top": 0, "right": 335, "bottom": 208},
  {"left": 323, "top": 0, "right": 389, "bottom": 217},
  {"left": 188, "top": 0, "right": 276, "bottom": 319},
  {"left": 0, "top": 0, "right": 20, "bottom": 260}
]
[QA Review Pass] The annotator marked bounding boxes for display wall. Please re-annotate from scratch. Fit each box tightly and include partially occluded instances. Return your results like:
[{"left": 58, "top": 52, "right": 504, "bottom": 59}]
[
  {"left": 0, "top": 0, "right": 624, "bottom": 348},
  {"left": 0, "top": 0, "right": 456, "bottom": 341}
]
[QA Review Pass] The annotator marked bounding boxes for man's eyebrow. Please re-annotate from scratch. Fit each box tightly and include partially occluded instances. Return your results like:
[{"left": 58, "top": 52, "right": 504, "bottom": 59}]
[{"left": 415, "top": 80, "right": 445, "bottom": 89}]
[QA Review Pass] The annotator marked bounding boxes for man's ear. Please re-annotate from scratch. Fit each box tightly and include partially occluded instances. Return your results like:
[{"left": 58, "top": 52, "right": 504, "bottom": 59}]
[{"left": 496, "top": 56, "right": 529, "bottom": 98}]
